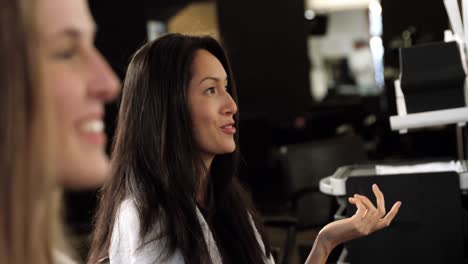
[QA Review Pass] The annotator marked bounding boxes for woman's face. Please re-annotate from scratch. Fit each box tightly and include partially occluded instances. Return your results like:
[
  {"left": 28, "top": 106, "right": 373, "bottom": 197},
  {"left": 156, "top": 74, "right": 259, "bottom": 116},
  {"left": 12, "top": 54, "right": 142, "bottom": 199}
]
[
  {"left": 37, "top": 0, "right": 120, "bottom": 188},
  {"left": 188, "top": 49, "right": 238, "bottom": 164}
]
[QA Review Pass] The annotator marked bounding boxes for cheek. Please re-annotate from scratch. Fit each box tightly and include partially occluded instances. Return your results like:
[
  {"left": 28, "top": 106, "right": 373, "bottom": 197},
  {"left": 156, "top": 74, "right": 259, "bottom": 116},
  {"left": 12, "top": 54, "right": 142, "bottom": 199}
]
[
  {"left": 49, "top": 77, "right": 81, "bottom": 163},
  {"left": 192, "top": 114, "right": 210, "bottom": 142},
  {"left": 46, "top": 72, "right": 82, "bottom": 124},
  {"left": 190, "top": 102, "right": 212, "bottom": 127},
  {"left": 190, "top": 106, "right": 216, "bottom": 144}
]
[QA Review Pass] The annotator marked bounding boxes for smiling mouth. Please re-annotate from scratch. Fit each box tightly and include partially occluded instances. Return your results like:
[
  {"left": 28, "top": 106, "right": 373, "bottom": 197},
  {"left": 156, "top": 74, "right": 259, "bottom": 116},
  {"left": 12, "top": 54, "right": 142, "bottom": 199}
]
[
  {"left": 220, "top": 124, "right": 236, "bottom": 134},
  {"left": 81, "top": 119, "right": 104, "bottom": 133},
  {"left": 79, "top": 119, "right": 107, "bottom": 145}
]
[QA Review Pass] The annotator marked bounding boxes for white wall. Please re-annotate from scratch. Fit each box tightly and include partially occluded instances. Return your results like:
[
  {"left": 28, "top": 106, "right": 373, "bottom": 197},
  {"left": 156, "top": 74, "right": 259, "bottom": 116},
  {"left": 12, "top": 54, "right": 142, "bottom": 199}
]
[
  {"left": 308, "top": 9, "right": 371, "bottom": 99},
  {"left": 310, "top": 9, "right": 369, "bottom": 58}
]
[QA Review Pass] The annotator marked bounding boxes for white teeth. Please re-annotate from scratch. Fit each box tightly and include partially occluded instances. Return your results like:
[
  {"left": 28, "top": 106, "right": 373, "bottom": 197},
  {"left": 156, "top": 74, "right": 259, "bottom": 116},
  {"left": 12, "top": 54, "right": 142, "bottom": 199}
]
[
  {"left": 81, "top": 120, "right": 104, "bottom": 133},
  {"left": 223, "top": 125, "right": 233, "bottom": 129}
]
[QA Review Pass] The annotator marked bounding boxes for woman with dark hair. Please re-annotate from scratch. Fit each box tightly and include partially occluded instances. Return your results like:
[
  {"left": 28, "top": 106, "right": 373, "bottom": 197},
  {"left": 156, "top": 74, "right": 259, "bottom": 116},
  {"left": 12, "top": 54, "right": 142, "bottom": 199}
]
[{"left": 89, "top": 33, "right": 400, "bottom": 264}]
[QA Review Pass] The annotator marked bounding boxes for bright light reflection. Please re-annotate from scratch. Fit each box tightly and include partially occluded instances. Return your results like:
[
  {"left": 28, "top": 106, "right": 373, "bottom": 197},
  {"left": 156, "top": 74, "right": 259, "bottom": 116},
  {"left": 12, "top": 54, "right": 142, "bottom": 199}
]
[{"left": 305, "top": 9, "right": 316, "bottom": 20}]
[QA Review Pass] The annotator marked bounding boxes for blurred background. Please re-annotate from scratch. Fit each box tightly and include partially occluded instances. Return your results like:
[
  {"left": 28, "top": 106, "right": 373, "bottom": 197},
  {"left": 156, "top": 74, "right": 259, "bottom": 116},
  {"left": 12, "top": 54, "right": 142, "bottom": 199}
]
[{"left": 64, "top": 0, "right": 466, "bottom": 263}]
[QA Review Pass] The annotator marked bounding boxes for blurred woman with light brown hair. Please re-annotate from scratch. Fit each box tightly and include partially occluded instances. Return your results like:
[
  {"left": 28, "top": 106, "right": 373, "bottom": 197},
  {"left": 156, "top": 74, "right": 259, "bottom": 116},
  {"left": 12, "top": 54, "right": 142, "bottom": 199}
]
[
  {"left": 0, "top": 0, "right": 57, "bottom": 263},
  {"left": 0, "top": 0, "right": 120, "bottom": 263}
]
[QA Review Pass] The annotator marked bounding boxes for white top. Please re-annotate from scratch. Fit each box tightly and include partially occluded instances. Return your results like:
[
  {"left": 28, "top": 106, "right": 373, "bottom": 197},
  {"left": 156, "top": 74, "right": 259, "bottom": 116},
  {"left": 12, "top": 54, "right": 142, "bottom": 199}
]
[
  {"left": 54, "top": 250, "right": 77, "bottom": 264},
  {"left": 109, "top": 199, "right": 275, "bottom": 264}
]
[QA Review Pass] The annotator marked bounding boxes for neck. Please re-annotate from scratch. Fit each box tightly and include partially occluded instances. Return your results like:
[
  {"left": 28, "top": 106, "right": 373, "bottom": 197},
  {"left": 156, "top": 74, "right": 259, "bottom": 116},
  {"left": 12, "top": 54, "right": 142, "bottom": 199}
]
[{"left": 197, "top": 153, "right": 214, "bottom": 207}]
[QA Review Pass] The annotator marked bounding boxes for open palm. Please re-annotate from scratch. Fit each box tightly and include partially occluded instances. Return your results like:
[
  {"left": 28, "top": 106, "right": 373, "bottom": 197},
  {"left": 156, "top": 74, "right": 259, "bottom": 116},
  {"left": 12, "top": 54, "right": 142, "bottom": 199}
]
[{"left": 318, "top": 184, "right": 401, "bottom": 251}]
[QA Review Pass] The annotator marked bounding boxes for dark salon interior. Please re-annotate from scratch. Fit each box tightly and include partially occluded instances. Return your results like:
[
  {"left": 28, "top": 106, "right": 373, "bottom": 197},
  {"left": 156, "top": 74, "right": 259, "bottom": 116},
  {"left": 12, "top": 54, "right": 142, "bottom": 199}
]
[{"left": 62, "top": 0, "right": 468, "bottom": 263}]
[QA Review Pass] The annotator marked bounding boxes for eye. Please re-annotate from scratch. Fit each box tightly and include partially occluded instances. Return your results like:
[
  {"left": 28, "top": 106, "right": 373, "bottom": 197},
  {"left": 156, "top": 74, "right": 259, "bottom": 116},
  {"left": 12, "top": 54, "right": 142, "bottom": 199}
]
[
  {"left": 53, "top": 48, "right": 79, "bottom": 60},
  {"left": 205, "top": 87, "right": 216, "bottom": 95}
]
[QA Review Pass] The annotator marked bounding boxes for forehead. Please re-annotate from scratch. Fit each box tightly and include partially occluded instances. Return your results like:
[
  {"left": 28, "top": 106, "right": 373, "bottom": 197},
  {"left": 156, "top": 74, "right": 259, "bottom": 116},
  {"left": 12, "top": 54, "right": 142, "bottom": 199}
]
[
  {"left": 37, "top": 0, "right": 95, "bottom": 38},
  {"left": 191, "top": 49, "right": 227, "bottom": 79}
]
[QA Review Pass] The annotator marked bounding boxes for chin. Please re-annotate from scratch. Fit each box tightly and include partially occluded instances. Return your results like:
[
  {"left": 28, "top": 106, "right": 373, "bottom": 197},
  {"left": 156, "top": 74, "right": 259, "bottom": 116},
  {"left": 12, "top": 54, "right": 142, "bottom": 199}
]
[
  {"left": 222, "top": 144, "right": 236, "bottom": 154},
  {"left": 59, "top": 152, "right": 110, "bottom": 190}
]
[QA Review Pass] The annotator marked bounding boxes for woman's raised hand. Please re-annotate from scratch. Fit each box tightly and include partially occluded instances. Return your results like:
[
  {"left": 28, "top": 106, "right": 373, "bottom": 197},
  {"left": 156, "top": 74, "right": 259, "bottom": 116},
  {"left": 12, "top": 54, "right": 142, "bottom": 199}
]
[{"left": 305, "top": 184, "right": 401, "bottom": 264}]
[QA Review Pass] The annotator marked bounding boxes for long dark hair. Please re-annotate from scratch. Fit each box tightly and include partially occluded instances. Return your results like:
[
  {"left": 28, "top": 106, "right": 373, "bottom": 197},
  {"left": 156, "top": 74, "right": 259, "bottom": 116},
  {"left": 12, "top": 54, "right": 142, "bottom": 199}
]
[{"left": 89, "top": 34, "right": 271, "bottom": 264}]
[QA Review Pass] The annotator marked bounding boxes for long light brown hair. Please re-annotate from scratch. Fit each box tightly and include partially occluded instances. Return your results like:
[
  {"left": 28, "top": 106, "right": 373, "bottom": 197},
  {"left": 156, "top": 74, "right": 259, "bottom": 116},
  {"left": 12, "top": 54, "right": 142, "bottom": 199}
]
[{"left": 0, "top": 0, "right": 59, "bottom": 263}]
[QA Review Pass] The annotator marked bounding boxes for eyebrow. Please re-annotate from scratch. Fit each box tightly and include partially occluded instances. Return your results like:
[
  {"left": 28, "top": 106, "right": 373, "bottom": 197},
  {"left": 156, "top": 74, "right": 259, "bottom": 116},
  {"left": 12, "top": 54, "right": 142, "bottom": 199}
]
[
  {"left": 198, "top": 76, "right": 228, "bottom": 85},
  {"left": 46, "top": 24, "right": 97, "bottom": 41}
]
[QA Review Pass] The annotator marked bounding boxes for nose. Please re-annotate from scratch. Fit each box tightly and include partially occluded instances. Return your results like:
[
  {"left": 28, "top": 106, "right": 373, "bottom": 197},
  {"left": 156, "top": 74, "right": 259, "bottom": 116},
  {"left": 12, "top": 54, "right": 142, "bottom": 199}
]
[
  {"left": 87, "top": 48, "right": 121, "bottom": 103},
  {"left": 223, "top": 91, "right": 238, "bottom": 116}
]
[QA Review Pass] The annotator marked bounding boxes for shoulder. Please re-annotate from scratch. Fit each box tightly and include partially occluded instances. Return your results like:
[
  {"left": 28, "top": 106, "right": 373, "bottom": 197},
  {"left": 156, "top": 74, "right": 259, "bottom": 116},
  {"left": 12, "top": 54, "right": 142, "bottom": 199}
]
[
  {"left": 109, "top": 198, "right": 141, "bottom": 262},
  {"left": 115, "top": 198, "right": 140, "bottom": 228},
  {"left": 109, "top": 198, "right": 184, "bottom": 263},
  {"left": 111, "top": 198, "right": 144, "bottom": 247},
  {"left": 115, "top": 198, "right": 139, "bottom": 224}
]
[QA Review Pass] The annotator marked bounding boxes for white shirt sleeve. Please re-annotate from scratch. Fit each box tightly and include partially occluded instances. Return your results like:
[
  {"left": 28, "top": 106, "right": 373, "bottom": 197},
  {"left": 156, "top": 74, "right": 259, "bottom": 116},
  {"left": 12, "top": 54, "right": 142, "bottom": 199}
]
[{"left": 109, "top": 199, "right": 185, "bottom": 264}]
